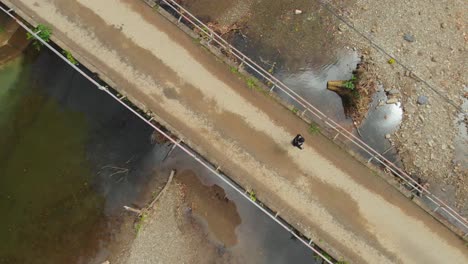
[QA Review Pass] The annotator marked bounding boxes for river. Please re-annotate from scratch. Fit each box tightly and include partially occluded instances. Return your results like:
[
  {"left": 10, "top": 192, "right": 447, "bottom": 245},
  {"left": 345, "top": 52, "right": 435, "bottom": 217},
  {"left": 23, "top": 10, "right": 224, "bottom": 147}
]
[
  {"left": 0, "top": 42, "right": 324, "bottom": 263},
  {"left": 0, "top": 48, "right": 165, "bottom": 263}
]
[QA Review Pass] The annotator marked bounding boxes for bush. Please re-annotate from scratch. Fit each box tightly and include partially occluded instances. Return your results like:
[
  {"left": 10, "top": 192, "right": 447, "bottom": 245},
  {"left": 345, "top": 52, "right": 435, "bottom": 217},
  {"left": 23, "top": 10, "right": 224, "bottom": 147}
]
[
  {"left": 62, "top": 50, "right": 79, "bottom": 65},
  {"left": 26, "top": 24, "right": 52, "bottom": 51}
]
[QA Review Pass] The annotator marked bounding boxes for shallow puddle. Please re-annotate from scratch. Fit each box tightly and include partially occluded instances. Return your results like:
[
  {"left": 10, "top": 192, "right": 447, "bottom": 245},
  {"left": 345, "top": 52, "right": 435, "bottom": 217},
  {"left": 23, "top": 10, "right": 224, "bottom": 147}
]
[{"left": 176, "top": 170, "right": 242, "bottom": 247}]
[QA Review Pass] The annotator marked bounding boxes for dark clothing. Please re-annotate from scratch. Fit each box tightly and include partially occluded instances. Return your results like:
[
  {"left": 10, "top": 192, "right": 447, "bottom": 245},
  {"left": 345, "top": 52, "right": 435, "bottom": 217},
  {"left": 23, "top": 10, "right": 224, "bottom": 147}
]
[{"left": 292, "top": 134, "right": 305, "bottom": 149}]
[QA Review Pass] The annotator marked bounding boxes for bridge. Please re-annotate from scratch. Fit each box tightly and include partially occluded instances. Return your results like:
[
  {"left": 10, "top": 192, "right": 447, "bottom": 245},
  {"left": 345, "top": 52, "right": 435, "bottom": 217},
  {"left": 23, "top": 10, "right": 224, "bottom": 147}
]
[{"left": 1, "top": 0, "right": 467, "bottom": 263}]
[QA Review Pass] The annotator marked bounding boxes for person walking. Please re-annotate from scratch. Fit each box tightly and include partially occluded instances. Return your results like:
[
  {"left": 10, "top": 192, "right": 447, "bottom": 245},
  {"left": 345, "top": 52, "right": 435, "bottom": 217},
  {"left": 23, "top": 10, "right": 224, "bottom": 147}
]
[{"left": 292, "top": 134, "right": 305, "bottom": 149}]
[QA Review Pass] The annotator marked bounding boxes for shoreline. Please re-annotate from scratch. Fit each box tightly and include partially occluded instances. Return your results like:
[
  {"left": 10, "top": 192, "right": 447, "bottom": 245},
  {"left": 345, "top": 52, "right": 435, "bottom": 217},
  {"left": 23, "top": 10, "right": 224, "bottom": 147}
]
[{"left": 1, "top": 1, "right": 466, "bottom": 262}]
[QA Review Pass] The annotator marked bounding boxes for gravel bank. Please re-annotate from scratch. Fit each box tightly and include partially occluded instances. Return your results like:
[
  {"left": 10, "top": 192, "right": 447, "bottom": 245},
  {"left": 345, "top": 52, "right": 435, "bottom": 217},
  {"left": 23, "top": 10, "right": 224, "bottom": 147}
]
[{"left": 331, "top": 0, "right": 467, "bottom": 214}]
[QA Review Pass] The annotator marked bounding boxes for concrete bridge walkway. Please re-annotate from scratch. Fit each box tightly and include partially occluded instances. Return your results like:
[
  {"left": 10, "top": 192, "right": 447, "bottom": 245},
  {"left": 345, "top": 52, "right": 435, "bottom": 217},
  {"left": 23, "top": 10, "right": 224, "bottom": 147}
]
[{"left": 4, "top": 0, "right": 467, "bottom": 263}]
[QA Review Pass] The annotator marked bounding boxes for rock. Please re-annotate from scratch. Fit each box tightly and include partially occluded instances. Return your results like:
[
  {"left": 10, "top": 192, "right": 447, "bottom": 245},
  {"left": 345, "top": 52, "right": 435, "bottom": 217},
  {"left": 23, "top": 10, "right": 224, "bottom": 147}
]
[
  {"left": 440, "top": 22, "right": 446, "bottom": 29},
  {"left": 386, "top": 98, "right": 399, "bottom": 104},
  {"left": 417, "top": 95, "right": 428, "bottom": 105},
  {"left": 428, "top": 140, "right": 434, "bottom": 147},
  {"left": 385, "top": 134, "right": 391, "bottom": 139},
  {"left": 431, "top": 56, "right": 437, "bottom": 62},
  {"left": 294, "top": 9, "right": 303, "bottom": 15},
  {"left": 419, "top": 115, "right": 425, "bottom": 122},
  {"left": 338, "top": 24, "right": 345, "bottom": 32},
  {"left": 388, "top": 89, "right": 400, "bottom": 95},
  {"left": 403, "top": 33, "right": 415, "bottom": 42}
]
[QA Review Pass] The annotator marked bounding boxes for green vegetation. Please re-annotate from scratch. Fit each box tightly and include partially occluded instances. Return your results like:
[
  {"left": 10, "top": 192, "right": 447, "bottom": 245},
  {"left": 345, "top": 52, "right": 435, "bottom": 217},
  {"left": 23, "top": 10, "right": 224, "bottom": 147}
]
[
  {"left": 388, "top": 58, "right": 395, "bottom": 64},
  {"left": 62, "top": 50, "right": 79, "bottom": 65},
  {"left": 26, "top": 24, "right": 52, "bottom": 51},
  {"left": 247, "top": 190, "right": 257, "bottom": 202},
  {"left": 337, "top": 260, "right": 349, "bottom": 264},
  {"left": 246, "top": 78, "right": 256, "bottom": 89},
  {"left": 244, "top": 77, "right": 269, "bottom": 95},
  {"left": 308, "top": 123, "right": 320, "bottom": 134},
  {"left": 230, "top": 66, "right": 239, "bottom": 74},
  {"left": 291, "top": 107, "right": 299, "bottom": 114},
  {"left": 343, "top": 74, "right": 357, "bottom": 90},
  {"left": 0, "top": 26, "right": 4, "bottom": 33},
  {"left": 135, "top": 213, "right": 148, "bottom": 234}
]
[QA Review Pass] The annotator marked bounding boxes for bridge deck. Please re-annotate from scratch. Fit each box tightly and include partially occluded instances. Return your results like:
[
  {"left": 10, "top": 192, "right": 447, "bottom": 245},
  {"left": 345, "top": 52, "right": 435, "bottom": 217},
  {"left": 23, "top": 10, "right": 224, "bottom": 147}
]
[{"left": 6, "top": 0, "right": 467, "bottom": 263}]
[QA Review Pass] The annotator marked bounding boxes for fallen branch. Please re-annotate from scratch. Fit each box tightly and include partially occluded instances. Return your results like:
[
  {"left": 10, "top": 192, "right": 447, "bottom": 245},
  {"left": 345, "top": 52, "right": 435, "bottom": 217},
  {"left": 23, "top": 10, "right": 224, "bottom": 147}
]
[
  {"left": 124, "top": 206, "right": 141, "bottom": 214},
  {"left": 148, "top": 169, "right": 176, "bottom": 210},
  {"left": 123, "top": 170, "right": 176, "bottom": 218}
]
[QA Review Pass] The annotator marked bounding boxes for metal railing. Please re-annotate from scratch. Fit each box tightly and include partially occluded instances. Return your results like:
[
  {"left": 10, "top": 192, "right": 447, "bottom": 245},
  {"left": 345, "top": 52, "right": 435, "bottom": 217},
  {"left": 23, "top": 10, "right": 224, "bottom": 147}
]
[
  {"left": 0, "top": 3, "right": 336, "bottom": 263},
  {"left": 160, "top": 0, "right": 468, "bottom": 236}
]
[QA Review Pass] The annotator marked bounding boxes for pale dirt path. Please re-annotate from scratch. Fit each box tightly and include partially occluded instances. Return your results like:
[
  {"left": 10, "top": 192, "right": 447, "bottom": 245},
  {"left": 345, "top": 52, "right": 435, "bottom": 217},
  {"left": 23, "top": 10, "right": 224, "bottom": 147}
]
[{"left": 7, "top": 0, "right": 468, "bottom": 263}]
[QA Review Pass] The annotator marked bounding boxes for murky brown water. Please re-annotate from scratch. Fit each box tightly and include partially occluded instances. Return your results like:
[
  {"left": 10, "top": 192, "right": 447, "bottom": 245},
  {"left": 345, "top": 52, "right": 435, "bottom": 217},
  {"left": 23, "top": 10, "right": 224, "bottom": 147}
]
[
  {"left": 176, "top": 170, "right": 242, "bottom": 247},
  {"left": 0, "top": 48, "right": 169, "bottom": 264}
]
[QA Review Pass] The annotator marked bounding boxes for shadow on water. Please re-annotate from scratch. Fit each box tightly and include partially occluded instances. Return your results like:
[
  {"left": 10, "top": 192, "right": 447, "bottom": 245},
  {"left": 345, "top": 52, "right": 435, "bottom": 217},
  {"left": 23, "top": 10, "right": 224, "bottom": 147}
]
[
  {"left": 162, "top": 149, "right": 323, "bottom": 264},
  {"left": 0, "top": 48, "right": 169, "bottom": 264}
]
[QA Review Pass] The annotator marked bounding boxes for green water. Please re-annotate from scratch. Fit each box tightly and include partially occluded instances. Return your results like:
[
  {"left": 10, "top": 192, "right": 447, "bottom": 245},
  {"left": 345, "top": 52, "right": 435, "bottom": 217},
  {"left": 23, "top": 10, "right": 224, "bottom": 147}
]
[{"left": 0, "top": 57, "right": 104, "bottom": 263}]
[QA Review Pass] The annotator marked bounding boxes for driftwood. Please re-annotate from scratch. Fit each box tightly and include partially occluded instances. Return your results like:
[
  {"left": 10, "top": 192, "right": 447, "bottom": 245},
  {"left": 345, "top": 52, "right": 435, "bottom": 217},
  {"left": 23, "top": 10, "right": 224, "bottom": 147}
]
[
  {"left": 327, "top": 80, "right": 352, "bottom": 96},
  {"left": 123, "top": 206, "right": 141, "bottom": 214},
  {"left": 123, "top": 169, "right": 176, "bottom": 216},
  {"left": 327, "top": 61, "right": 377, "bottom": 125},
  {"left": 148, "top": 169, "right": 175, "bottom": 210}
]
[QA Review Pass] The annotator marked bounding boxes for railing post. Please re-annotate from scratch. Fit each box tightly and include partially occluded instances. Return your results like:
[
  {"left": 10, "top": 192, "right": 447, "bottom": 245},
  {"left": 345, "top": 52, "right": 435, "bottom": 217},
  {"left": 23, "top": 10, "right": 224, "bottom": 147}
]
[
  {"left": 333, "top": 133, "right": 340, "bottom": 140},
  {"left": 239, "top": 55, "right": 246, "bottom": 68}
]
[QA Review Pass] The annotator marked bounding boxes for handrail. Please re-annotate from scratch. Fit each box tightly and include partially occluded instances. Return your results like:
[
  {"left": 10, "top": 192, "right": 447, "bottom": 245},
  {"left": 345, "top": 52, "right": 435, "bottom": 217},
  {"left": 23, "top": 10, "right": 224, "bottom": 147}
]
[
  {"left": 160, "top": 0, "right": 468, "bottom": 234},
  {"left": 0, "top": 3, "right": 335, "bottom": 263}
]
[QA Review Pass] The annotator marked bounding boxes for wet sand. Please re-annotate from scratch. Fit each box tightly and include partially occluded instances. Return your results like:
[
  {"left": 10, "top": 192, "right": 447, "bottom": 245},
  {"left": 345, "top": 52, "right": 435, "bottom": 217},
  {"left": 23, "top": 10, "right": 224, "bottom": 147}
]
[{"left": 5, "top": 0, "right": 468, "bottom": 263}]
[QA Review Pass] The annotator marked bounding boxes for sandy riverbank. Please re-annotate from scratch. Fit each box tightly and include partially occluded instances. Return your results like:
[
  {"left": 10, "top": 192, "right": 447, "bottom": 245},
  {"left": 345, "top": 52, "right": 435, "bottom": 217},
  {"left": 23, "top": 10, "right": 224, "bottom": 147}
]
[{"left": 114, "top": 170, "right": 242, "bottom": 264}]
